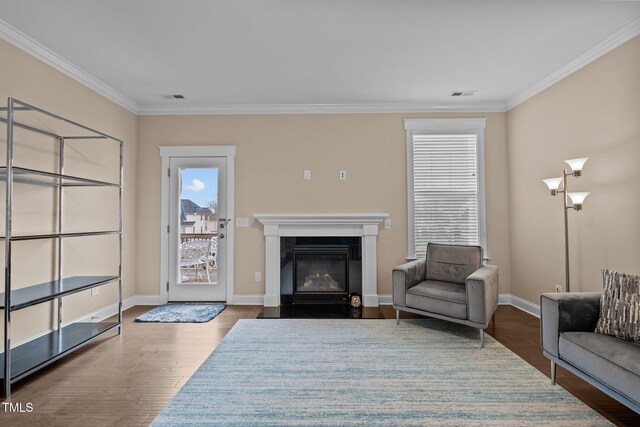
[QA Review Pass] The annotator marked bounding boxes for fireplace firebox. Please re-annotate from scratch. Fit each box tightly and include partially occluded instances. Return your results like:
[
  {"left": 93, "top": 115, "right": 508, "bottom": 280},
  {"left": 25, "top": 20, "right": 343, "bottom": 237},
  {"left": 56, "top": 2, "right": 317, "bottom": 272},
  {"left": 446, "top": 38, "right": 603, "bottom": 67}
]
[
  {"left": 280, "top": 236, "right": 362, "bottom": 305},
  {"left": 293, "top": 246, "right": 349, "bottom": 304}
]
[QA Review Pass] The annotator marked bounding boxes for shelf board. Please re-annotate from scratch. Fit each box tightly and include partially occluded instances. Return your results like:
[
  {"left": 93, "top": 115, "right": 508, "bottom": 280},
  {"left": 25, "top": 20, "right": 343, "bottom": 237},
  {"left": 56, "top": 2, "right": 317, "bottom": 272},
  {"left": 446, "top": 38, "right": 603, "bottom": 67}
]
[
  {"left": 0, "top": 166, "right": 119, "bottom": 187},
  {"left": 0, "top": 275, "right": 120, "bottom": 311},
  {"left": 10, "top": 230, "right": 120, "bottom": 241},
  {"left": 0, "top": 322, "right": 119, "bottom": 381}
]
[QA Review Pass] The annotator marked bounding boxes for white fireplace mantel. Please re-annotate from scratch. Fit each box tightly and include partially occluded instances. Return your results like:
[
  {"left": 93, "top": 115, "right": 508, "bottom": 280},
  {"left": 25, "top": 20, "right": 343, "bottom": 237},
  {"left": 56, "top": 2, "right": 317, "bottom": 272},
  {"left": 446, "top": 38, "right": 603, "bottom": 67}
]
[{"left": 254, "top": 213, "right": 389, "bottom": 307}]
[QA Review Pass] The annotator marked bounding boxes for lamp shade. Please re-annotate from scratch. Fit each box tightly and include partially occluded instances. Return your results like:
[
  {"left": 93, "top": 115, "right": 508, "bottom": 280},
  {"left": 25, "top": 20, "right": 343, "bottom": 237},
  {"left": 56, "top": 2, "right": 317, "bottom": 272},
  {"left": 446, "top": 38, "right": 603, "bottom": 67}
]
[
  {"left": 565, "top": 157, "right": 589, "bottom": 175},
  {"left": 568, "top": 192, "right": 590, "bottom": 210},
  {"left": 543, "top": 177, "right": 563, "bottom": 191}
]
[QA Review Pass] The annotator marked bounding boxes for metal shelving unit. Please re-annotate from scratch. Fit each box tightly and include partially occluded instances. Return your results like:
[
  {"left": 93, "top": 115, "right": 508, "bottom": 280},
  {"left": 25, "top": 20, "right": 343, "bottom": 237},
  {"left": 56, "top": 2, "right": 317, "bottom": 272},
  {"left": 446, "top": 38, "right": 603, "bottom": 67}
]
[{"left": 0, "top": 98, "right": 123, "bottom": 398}]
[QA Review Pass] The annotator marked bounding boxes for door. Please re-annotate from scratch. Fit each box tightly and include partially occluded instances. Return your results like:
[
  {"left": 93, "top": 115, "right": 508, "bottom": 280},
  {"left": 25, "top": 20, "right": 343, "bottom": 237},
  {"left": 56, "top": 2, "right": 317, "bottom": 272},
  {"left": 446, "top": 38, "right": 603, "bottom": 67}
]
[{"left": 168, "top": 157, "right": 228, "bottom": 301}]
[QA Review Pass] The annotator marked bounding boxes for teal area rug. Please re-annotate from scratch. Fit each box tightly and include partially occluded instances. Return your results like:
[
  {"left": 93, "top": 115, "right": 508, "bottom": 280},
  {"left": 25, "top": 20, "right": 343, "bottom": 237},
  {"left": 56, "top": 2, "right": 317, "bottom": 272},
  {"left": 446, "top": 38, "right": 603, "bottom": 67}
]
[
  {"left": 135, "top": 303, "right": 225, "bottom": 323},
  {"left": 153, "top": 319, "right": 610, "bottom": 426}
]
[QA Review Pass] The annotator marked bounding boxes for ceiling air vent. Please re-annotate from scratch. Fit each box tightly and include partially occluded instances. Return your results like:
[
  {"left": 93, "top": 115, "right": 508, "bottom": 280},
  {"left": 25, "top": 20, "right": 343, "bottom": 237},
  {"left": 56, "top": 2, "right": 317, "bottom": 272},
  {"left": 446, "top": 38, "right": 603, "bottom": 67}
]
[
  {"left": 450, "top": 90, "right": 477, "bottom": 97},
  {"left": 161, "top": 94, "right": 186, "bottom": 100}
]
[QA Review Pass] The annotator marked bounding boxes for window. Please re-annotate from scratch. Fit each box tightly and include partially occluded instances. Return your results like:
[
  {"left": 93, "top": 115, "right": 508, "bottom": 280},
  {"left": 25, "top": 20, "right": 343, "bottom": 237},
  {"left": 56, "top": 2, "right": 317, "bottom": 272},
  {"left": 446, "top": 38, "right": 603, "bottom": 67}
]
[{"left": 404, "top": 119, "right": 487, "bottom": 259}]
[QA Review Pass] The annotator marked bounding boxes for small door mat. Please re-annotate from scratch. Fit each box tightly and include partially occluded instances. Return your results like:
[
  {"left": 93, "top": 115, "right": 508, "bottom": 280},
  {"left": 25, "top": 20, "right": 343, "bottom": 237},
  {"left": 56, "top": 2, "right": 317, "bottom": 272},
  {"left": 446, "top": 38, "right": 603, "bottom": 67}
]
[{"left": 135, "top": 303, "right": 225, "bottom": 323}]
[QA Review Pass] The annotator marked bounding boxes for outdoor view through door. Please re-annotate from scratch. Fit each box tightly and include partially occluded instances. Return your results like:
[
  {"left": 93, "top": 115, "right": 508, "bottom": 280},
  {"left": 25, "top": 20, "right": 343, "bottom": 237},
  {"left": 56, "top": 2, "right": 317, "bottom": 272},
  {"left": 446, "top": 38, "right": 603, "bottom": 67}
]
[
  {"left": 179, "top": 168, "right": 218, "bottom": 284},
  {"left": 168, "top": 157, "right": 227, "bottom": 302}
]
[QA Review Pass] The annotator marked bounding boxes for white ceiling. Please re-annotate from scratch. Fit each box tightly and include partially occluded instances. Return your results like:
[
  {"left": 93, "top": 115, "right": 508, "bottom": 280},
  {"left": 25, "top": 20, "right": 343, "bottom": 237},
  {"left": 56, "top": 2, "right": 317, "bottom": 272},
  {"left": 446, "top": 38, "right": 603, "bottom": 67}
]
[{"left": 1, "top": 0, "right": 639, "bottom": 114}]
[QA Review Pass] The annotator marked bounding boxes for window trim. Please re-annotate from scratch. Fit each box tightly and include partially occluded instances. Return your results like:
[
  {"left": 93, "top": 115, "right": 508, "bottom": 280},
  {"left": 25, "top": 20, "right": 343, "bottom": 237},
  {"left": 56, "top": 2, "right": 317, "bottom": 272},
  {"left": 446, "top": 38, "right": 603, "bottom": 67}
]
[{"left": 404, "top": 118, "right": 488, "bottom": 260}]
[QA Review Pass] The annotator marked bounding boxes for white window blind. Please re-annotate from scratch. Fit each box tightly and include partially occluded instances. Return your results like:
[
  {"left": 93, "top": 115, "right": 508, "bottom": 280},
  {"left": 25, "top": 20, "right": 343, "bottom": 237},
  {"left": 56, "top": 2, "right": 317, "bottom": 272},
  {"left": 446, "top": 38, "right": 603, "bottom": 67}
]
[{"left": 411, "top": 133, "right": 480, "bottom": 258}]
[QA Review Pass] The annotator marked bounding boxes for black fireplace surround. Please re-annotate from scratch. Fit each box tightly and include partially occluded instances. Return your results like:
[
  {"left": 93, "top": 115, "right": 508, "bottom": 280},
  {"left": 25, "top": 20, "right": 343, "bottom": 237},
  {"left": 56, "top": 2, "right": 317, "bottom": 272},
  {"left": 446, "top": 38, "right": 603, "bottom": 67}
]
[{"left": 280, "top": 237, "right": 362, "bottom": 305}]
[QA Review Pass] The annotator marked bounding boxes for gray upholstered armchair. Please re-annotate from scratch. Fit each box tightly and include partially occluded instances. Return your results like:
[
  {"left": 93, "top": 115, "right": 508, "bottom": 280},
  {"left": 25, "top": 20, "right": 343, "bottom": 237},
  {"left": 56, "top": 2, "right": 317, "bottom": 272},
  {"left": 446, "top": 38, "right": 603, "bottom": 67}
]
[{"left": 392, "top": 243, "right": 499, "bottom": 347}]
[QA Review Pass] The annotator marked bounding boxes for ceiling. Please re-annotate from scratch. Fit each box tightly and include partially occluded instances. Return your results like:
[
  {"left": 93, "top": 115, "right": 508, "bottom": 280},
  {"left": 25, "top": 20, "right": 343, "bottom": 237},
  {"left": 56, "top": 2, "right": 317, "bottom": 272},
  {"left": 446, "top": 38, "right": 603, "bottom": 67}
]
[{"left": 1, "top": 0, "right": 639, "bottom": 114}]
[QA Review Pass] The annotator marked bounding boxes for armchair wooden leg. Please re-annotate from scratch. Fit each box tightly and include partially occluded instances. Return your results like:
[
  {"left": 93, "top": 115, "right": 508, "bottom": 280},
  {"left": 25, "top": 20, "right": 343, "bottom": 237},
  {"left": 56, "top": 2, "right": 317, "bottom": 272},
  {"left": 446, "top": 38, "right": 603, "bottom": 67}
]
[
  {"left": 396, "top": 309, "right": 400, "bottom": 325},
  {"left": 480, "top": 329, "right": 484, "bottom": 348},
  {"left": 550, "top": 361, "right": 557, "bottom": 385},
  {"left": 492, "top": 314, "right": 495, "bottom": 327}
]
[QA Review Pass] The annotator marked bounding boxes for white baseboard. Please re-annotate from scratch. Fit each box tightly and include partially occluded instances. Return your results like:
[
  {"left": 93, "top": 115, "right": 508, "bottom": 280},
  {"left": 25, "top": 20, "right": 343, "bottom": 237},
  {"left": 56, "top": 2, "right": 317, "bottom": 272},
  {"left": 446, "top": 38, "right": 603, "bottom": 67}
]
[
  {"left": 133, "top": 295, "right": 163, "bottom": 306},
  {"left": 232, "top": 294, "right": 265, "bottom": 305},
  {"left": 378, "top": 294, "right": 393, "bottom": 305},
  {"left": 498, "top": 293, "right": 540, "bottom": 318}
]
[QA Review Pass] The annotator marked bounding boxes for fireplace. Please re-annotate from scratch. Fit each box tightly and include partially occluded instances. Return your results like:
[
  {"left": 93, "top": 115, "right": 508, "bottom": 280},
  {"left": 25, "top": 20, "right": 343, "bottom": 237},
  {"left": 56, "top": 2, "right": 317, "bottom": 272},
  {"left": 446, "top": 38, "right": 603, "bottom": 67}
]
[
  {"left": 253, "top": 213, "right": 388, "bottom": 307},
  {"left": 281, "top": 237, "right": 361, "bottom": 305}
]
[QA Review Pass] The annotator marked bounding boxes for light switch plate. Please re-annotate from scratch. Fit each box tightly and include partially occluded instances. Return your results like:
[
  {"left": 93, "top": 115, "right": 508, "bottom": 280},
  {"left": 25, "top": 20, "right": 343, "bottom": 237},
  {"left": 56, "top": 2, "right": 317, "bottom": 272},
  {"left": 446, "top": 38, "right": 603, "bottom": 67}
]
[
  {"left": 384, "top": 219, "right": 391, "bottom": 229},
  {"left": 255, "top": 272, "right": 262, "bottom": 282},
  {"left": 304, "top": 170, "right": 311, "bottom": 180},
  {"left": 91, "top": 288, "right": 99, "bottom": 297},
  {"left": 236, "top": 217, "right": 249, "bottom": 227},
  {"left": 339, "top": 170, "right": 347, "bottom": 180}
]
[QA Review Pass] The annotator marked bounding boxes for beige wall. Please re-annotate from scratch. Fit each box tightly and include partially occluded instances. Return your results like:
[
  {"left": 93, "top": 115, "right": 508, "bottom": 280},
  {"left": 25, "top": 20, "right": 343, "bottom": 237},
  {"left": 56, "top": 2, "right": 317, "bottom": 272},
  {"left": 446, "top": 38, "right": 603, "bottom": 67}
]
[
  {"left": 137, "top": 112, "right": 511, "bottom": 299},
  {"left": 506, "top": 36, "right": 640, "bottom": 304},
  {"left": 0, "top": 39, "right": 138, "bottom": 343}
]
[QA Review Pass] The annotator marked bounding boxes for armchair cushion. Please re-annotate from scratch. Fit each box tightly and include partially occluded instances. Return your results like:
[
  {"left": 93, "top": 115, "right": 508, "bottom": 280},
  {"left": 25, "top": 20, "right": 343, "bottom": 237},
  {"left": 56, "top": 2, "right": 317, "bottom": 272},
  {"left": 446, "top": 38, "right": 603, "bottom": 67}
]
[
  {"left": 425, "top": 243, "right": 482, "bottom": 285},
  {"left": 406, "top": 280, "right": 467, "bottom": 319}
]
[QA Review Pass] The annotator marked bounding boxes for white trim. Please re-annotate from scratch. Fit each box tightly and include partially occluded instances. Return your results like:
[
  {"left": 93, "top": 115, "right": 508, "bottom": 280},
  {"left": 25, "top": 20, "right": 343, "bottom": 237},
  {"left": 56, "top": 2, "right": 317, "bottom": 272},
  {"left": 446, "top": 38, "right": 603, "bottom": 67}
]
[
  {"left": 254, "top": 213, "right": 388, "bottom": 307},
  {"left": 253, "top": 213, "right": 389, "bottom": 225},
  {"left": 498, "top": 293, "right": 540, "bottom": 318},
  {"left": 509, "top": 294, "right": 541, "bottom": 318},
  {"left": 132, "top": 295, "right": 163, "bottom": 306},
  {"left": 0, "top": 18, "right": 139, "bottom": 114},
  {"left": 158, "top": 145, "right": 237, "bottom": 158},
  {"left": 506, "top": 16, "right": 640, "bottom": 110},
  {"left": 232, "top": 294, "right": 265, "bottom": 305},
  {"left": 498, "top": 294, "right": 512, "bottom": 305},
  {"left": 138, "top": 103, "right": 506, "bottom": 116},
  {"left": 226, "top": 156, "right": 236, "bottom": 305},
  {"left": 378, "top": 294, "right": 393, "bottom": 305},
  {"left": 404, "top": 118, "right": 487, "bottom": 131},
  {"left": 404, "top": 118, "right": 488, "bottom": 259},
  {"left": 159, "top": 145, "right": 237, "bottom": 304}
]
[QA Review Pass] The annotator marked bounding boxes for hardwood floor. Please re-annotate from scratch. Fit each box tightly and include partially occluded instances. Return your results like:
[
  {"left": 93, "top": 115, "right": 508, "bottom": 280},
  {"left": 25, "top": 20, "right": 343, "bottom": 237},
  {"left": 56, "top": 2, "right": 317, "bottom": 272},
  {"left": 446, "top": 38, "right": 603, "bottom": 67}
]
[{"left": 1, "top": 304, "right": 638, "bottom": 426}]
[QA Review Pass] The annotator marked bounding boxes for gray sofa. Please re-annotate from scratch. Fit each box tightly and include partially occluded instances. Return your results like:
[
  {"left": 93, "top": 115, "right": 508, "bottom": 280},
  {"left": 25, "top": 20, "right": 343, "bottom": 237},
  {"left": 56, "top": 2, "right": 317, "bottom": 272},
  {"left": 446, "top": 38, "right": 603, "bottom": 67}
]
[
  {"left": 393, "top": 243, "right": 499, "bottom": 347},
  {"left": 541, "top": 292, "right": 640, "bottom": 413}
]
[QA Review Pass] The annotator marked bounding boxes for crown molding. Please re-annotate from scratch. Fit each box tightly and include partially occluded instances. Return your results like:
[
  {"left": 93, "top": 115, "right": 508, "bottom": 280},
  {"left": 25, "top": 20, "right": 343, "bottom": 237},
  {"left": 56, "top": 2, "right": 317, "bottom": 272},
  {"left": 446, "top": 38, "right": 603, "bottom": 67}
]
[
  {"left": 505, "top": 16, "right": 640, "bottom": 111},
  {"left": 137, "top": 102, "right": 506, "bottom": 115},
  {"left": 0, "top": 18, "right": 140, "bottom": 114}
]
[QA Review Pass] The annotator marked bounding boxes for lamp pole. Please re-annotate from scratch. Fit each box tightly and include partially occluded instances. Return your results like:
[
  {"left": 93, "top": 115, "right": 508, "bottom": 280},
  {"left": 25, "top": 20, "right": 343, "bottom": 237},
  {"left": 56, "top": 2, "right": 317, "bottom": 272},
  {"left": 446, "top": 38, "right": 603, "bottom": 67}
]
[{"left": 563, "top": 170, "right": 570, "bottom": 292}]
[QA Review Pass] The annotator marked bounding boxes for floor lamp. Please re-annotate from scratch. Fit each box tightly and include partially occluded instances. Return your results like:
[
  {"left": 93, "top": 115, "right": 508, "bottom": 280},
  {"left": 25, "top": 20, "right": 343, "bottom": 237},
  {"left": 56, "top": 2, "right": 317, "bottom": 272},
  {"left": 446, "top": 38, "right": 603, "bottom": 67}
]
[{"left": 542, "top": 158, "right": 590, "bottom": 292}]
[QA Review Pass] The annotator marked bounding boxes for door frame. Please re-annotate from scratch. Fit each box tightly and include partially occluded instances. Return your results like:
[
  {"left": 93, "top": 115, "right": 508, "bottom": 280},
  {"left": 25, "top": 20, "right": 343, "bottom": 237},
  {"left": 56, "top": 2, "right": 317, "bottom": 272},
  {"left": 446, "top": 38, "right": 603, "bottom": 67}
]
[{"left": 159, "top": 145, "right": 236, "bottom": 305}]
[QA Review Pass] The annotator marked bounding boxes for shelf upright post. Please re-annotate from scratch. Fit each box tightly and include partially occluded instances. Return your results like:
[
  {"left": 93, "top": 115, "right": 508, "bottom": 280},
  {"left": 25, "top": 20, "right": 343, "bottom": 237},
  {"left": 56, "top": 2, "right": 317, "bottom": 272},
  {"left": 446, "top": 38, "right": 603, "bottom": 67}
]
[
  {"left": 4, "top": 98, "right": 15, "bottom": 398},
  {"left": 118, "top": 140, "right": 123, "bottom": 333},
  {"left": 57, "top": 137, "right": 65, "bottom": 336}
]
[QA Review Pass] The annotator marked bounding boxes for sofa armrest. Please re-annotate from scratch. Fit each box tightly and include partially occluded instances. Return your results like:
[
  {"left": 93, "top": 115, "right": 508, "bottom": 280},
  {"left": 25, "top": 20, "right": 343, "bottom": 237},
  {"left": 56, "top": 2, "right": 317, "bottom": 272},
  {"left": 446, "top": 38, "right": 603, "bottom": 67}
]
[
  {"left": 540, "top": 292, "right": 601, "bottom": 358},
  {"left": 392, "top": 259, "right": 425, "bottom": 307},
  {"left": 466, "top": 265, "right": 499, "bottom": 326}
]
